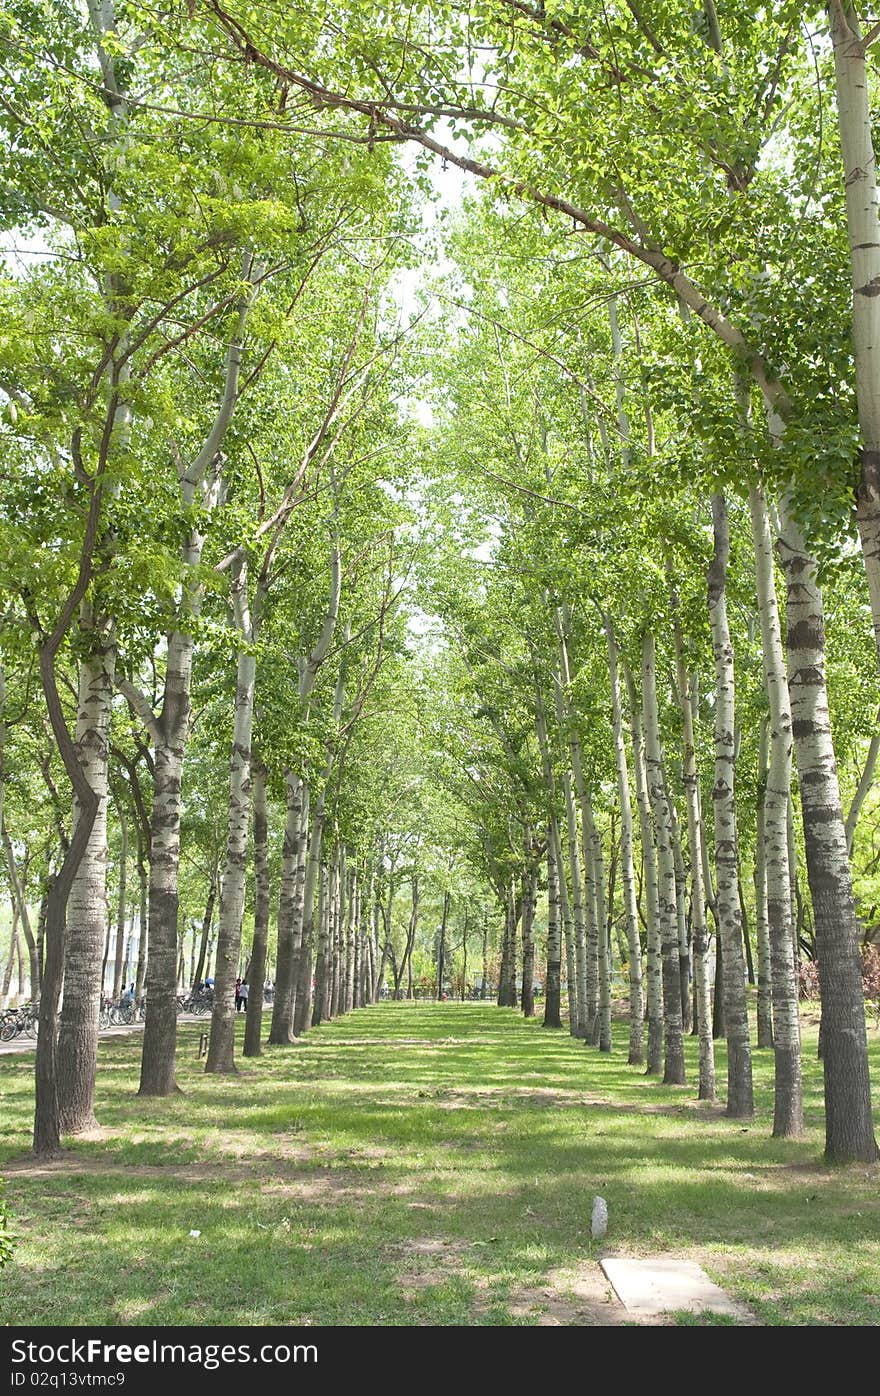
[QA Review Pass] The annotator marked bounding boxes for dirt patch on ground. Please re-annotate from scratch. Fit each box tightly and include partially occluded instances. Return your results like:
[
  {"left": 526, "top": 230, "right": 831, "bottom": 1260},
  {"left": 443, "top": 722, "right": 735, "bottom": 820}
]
[
  {"left": 499, "top": 1263, "right": 638, "bottom": 1326},
  {"left": 393, "top": 1236, "right": 472, "bottom": 1292},
  {"left": 390, "top": 1237, "right": 639, "bottom": 1324}
]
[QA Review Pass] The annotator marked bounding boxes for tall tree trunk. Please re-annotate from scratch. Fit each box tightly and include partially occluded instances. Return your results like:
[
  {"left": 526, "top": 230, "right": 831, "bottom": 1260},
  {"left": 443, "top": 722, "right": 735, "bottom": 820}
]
[
  {"left": 400, "top": 873, "right": 419, "bottom": 1003},
  {"left": 101, "top": 911, "right": 111, "bottom": 994},
  {"left": 521, "top": 863, "right": 537, "bottom": 1017},
  {"left": 436, "top": 889, "right": 450, "bottom": 999},
  {"left": 673, "top": 611, "right": 720, "bottom": 1100},
  {"left": 749, "top": 483, "right": 802, "bottom": 1134},
  {"left": 244, "top": 755, "right": 270, "bottom": 1056},
  {"left": 127, "top": 278, "right": 248, "bottom": 1092},
  {"left": 642, "top": 631, "right": 686, "bottom": 1084},
  {"left": 206, "top": 557, "right": 256, "bottom": 1074},
  {"left": 605, "top": 620, "right": 644, "bottom": 1063},
  {"left": 328, "top": 845, "right": 342, "bottom": 1019},
  {"left": 624, "top": 663, "right": 664, "bottom": 1074},
  {"left": 58, "top": 615, "right": 116, "bottom": 1133},
  {"left": 2, "top": 905, "right": 20, "bottom": 1005},
  {"left": 193, "top": 879, "right": 216, "bottom": 990},
  {"left": 754, "top": 715, "right": 774, "bottom": 1049},
  {"left": 112, "top": 803, "right": 127, "bottom": 999},
  {"left": 707, "top": 492, "right": 753, "bottom": 1117},
  {"left": 543, "top": 821, "right": 562, "bottom": 1028},
  {"left": 134, "top": 831, "right": 148, "bottom": 1003},
  {"left": 668, "top": 798, "right": 693, "bottom": 1034},
  {"left": 497, "top": 887, "right": 511, "bottom": 1007},
  {"left": 352, "top": 867, "right": 362, "bottom": 1009},
  {"left": 556, "top": 827, "right": 577, "bottom": 1036},
  {"left": 553, "top": 617, "right": 592, "bottom": 1037},
  {"left": 582, "top": 794, "right": 611, "bottom": 1052},
  {"left": 0, "top": 827, "right": 39, "bottom": 997},
  {"left": 345, "top": 862, "right": 357, "bottom": 1013},
  {"left": 754, "top": 477, "right": 810, "bottom": 1133},
  {"left": 830, "top": 0, "right": 880, "bottom": 678},
  {"left": 272, "top": 778, "right": 308, "bottom": 1041},
  {"left": 776, "top": 495, "right": 878, "bottom": 1161},
  {"left": 0, "top": 671, "right": 41, "bottom": 996},
  {"left": 312, "top": 848, "right": 332, "bottom": 1026},
  {"left": 294, "top": 793, "right": 325, "bottom": 1036},
  {"left": 786, "top": 794, "right": 802, "bottom": 970}
]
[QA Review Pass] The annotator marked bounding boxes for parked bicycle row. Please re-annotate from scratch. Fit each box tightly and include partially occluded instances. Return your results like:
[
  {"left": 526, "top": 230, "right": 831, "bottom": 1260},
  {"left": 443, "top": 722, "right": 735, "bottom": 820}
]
[{"left": 1, "top": 980, "right": 279, "bottom": 1043}]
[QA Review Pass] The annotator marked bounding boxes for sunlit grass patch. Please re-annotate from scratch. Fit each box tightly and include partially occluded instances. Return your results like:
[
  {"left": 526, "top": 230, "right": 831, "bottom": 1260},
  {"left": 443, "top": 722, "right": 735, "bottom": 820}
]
[{"left": 0, "top": 1003, "right": 877, "bottom": 1325}]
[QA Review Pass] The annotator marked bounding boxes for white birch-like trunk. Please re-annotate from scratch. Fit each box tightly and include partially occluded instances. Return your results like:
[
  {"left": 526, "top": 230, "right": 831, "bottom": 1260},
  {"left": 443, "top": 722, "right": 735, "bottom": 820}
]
[
  {"left": 624, "top": 662, "right": 664, "bottom": 1073},
  {"left": 294, "top": 793, "right": 324, "bottom": 1036},
  {"left": 551, "top": 645, "right": 588, "bottom": 1037},
  {"left": 555, "top": 826, "right": 578, "bottom": 1036},
  {"left": 641, "top": 631, "right": 686, "bottom": 1083},
  {"left": 350, "top": 866, "right": 360, "bottom": 1011},
  {"left": 554, "top": 619, "right": 598, "bottom": 1037},
  {"left": 581, "top": 790, "right": 611, "bottom": 1052},
  {"left": 112, "top": 804, "right": 127, "bottom": 999},
  {"left": 269, "top": 774, "right": 304, "bottom": 1043},
  {"left": 776, "top": 495, "right": 878, "bottom": 1161},
  {"left": 667, "top": 626, "right": 714, "bottom": 1101},
  {"left": 830, "top": 1, "right": 880, "bottom": 676},
  {"left": 344, "top": 861, "right": 356, "bottom": 1014},
  {"left": 533, "top": 675, "right": 562, "bottom": 1027},
  {"left": 707, "top": 492, "right": 753, "bottom": 1117},
  {"left": 205, "top": 556, "right": 256, "bottom": 1074},
  {"left": 753, "top": 716, "right": 774, "bottom": 1050},
  {"left": 0, "top": 667, "right": 40, "bottom": 996},
  {"left": 520, "top": 861, "right": 538, "bottom": 1017},
  {"left": 544, "top": 822, "right": 562, "bottom": 1028},
  {"left": 243, "top": 754, "right": 269, "bottom": 1057},
  {"left": 605, "top": 621, "right": 644, "bottom": 1063},
  {"left": 667, "top": 796, "right": 693, "bottom": 1034},
  {"left": 57, "top": 610, "right": 116, "bottom": 1132},
  {"left": 748, "top": 483, "right": 802, "bottom": 1136}
]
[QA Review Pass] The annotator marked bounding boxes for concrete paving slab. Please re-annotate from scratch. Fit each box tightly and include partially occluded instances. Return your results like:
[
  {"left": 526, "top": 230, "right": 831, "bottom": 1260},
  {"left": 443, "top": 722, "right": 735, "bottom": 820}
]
[{"left": 600, "top": 1256, "right": 747, "bottom": 1320}]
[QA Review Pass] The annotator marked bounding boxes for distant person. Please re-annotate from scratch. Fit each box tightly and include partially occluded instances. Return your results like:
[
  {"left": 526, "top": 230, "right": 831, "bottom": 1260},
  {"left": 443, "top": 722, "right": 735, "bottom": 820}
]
[
  {"left": 234, "top": 978, "right": 243, "bottom": 1012},
  {"left": 239, "top": 980, "right": 249, "bottom": 1013}
]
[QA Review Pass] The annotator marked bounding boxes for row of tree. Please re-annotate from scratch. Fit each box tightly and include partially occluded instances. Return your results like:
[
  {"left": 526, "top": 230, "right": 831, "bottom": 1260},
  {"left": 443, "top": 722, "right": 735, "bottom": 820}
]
[{"left": 1, "top": 1, "right": 879, "bottom": 1166}]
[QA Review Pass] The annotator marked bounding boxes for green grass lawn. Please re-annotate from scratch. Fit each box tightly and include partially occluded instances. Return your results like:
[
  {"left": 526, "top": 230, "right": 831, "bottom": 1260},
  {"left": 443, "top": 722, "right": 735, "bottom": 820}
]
[{"left": 0, "top": 1002, "right": 878, "bottom": 1326}]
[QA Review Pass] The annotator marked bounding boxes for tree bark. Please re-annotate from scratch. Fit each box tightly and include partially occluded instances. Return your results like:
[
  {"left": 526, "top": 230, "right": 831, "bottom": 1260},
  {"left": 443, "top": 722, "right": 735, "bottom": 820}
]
[
  {"left": 749, "top": 483, "right": 802, "bottom": 1135},
  {"left": 642, "top": 631, "right": 686, "bottom": 1084},
  {"left": 776, "top": 494, "right": 878, "bottom": 1161},
  {"left": 670, "top": 607, "right": 715, "bottom": 1102},
  {"left": 555, "top": 824, "right": 578, "bottom": 1035},
  {"left": 543, "top": 821, "right": 562, "bottom": 1028},
  {"left": 294, "top": 792, "right": 324, "bottom": 1036},
  {"left": 112, "top": 802, "right": 127, "bottom": 999},
  {"left": 2, "top": 905, "right": 20, "bottom": 1005},
  {"left": 624, "top": 662, "right": 664, "bottom": 1074},
  {"left": 707, "top": 492, "right": 753, "bottom": 1117},
  {"left": 605, "top": 620, "right": 644, "bottom": 1063},
  {"left": 582, "top": 793, "right": 611, "bottom": 1052},
  {"left": 520, "top": 862, "right": 537, "bottom": 1017},
  {"left": 754, "top": 716, "right": 775, "bottom": 1049},
  {"left": 436, "top": 889, "right": 450, "bottom": 999},
  {"left": 206, "top": 556, "right": 256, "bottom": 1074},
  {"left": 58, "top": 613, "right": 116, "bottom": 1133},
  {"left": 193, "top": 879, "right": 216, "bottom": 991},
  {"left": 668, "top": 797, "right": 693, "bottom": 1035},
  {"left": 244, "top": 754, "right": 269, "bottom": 1056},
  {"left": 551, "top": 645, "right": 589, "bottom": 1037},
  {"left": 830, "top": 1, "right": 880, "bottom": 678}
]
